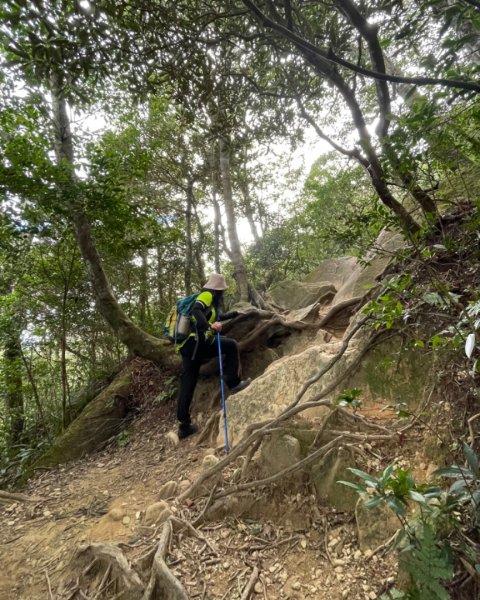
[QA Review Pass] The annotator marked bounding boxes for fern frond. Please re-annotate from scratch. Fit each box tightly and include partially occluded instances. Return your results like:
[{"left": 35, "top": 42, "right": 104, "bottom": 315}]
[{"left": 400, "top": 524, "right": 453, "bottom": 600}]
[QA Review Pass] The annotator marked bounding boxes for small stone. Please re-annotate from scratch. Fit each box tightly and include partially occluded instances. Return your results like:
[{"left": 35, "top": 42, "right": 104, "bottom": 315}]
[
  {"left": 300, "top": 538, "right": 307, "bottom": 549},
  {"left": 291, "top": 581, "right": 301, "bottom": 591},
  {"left": 122, "top": 516, "right": 130, "bottom": 525},
  {"left": 102, "top": 490, "right": 109, "bottom": 496},
  {"left": 254, "top": 581, "right": 263, "bottom": 594},
  {"left": 144, "top": 501, "right": 169, "bottom": 526},
  {"left": 369, "top": 593, "right": 377, "bottom": 599},
  {"left": 158, "top": 481, "right": 178, "bottom": 499},
  {"left": 108, "top": 508, "right": 124, "bottom": 521},
  {"left": 334, "top": 566, "right": 343, "bottom": 574},
  {"left": 222, "top": 561, "right": 230, "bottom": 569},
  {"left": 342, "top": 590, "right": 349, "bottom": 598},
  {"left": 7, "top": 520, "right": 15, "bottom": 526},
  {"left": 202, "top": 454, "right": 220, "bottom": 471},
  {"left": 177, "top": 480, "right": 190, "bottom": 493},
  {"left": 43, "top": 510, "right": 52, "bottom": 517}
]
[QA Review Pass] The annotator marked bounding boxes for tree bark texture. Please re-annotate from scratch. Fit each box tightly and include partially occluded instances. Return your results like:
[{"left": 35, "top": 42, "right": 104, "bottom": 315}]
[{"left": 218, "top": 135, "right": 250, "bottom": 301}]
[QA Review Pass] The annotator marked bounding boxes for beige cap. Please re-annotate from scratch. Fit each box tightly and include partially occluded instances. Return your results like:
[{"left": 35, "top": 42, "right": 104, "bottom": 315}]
[{"left": 204, "top": 273, "right": 228, "bottom": 291}]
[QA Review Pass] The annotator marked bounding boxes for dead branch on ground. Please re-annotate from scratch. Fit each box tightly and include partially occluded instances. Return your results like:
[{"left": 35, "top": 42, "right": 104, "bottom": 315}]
[{"left": 0, "top": 490, "right": 39, "bottom": 503}]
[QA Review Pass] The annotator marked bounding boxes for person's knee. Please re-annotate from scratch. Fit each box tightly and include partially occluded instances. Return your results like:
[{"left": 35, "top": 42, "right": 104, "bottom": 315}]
[{"left": 223, "top": 337, "right": 239, "bottom": 352}]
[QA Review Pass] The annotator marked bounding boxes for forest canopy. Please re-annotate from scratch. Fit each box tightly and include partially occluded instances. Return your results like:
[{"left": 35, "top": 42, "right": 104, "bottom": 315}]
[{"left": 0, "top": 0, "right": 479, "bottom": 475}]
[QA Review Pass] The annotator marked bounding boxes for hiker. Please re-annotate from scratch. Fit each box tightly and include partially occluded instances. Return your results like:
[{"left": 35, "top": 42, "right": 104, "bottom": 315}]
[{"left": 176, "top": 273, "right": 251, "bottom": 440}]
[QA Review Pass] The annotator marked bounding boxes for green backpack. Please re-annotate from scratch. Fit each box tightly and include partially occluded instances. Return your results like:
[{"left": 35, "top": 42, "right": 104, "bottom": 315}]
[{"left": 163, "top": 293, "right": 199, "bottom": 344}]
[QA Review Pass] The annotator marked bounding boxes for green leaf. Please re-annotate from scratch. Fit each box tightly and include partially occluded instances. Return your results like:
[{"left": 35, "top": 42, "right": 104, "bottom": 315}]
[
  {"left": 408, "top": 490, "right": 427, "bottom": 504},
  {"left": 364, "top": 496, "right": 383, "bottom": 509},
  {"left": 347, "top": 467, "right": 378, "bottom": 484},
  {"left": 337, "top": 480, "right": 366, "bottom": 493},
  {"left": 432, "top": 466, "right": 472, "bottom": 478},
  {"left": 386, "top": 496, "right": 406, "bottom": 516}
]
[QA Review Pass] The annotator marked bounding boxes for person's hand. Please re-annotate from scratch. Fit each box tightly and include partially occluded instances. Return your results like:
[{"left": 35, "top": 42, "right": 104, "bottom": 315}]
[{"left": 210, "top": 321, "right": 222, "bottom": 332}]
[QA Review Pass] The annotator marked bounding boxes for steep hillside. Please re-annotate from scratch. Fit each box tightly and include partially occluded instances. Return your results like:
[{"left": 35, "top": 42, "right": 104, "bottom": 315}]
[{"left": 1, "top": 205, "right": 479, "bottom": 600}]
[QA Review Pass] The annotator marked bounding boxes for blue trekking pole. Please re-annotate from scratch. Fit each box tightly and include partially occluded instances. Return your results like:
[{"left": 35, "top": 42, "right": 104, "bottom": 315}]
[{"left": 217, "top": 332, "right": 230, "bottom": 453}]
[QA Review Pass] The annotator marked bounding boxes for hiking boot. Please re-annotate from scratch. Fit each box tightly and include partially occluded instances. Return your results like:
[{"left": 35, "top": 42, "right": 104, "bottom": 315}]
[
  {"left": 178, "top": 423, "right": 199, "bottom": 440},
  {"left": 230, "top": 378, "right": 252, "bottom": 395}
]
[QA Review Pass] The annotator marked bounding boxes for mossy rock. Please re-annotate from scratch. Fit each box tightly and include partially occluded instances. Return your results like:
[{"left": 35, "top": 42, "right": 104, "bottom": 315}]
[
  {"left": 31, "top": 364, "right": 135, "bottom": 471},
  {"left": 346, "top": 336, "right": 437, "bottom": 409},
  {"left": 310, "top": 447, "right": 359, "bottom": 512}
]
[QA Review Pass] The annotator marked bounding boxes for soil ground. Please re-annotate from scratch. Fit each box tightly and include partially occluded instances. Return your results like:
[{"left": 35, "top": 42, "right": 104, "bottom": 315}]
[{"left": 0, "top": 385, "right": 399, "bottom": 600}]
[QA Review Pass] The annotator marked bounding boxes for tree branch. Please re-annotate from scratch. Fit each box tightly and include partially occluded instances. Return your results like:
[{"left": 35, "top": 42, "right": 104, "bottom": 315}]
[{"left": 241, "top": 0, "right": 480, "bottom": 92}]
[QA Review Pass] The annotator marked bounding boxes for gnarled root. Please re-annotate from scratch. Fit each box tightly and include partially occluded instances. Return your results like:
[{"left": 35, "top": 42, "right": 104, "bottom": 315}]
[
  {"left": 76, "top": 542, "right": 144, "bottom": 597},
  {"left": 142, "top": 520, "right": 188, "bottom": 600}
]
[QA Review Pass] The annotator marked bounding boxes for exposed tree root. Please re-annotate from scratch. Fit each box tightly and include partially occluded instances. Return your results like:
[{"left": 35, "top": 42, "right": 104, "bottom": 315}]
[
  {"left": 197, "top": 409, "right": 220, "bottom": 443},
  {"left": 240, "top": 566, "right": 259, "bottom": 600},
  {"left": 239, "top": 314, "right": 318, "bottom": 352},
  {"left": 317, "top": 297, "right": 363, "bottom": 329},
  {"left": 76, "top": 542, "right": 144, "bottom": 594},
  {"left": 211, "top": 436, "right": 344, "bottom": 502},
  {"left": 178, "top": 318, "right": 391, "bottom": 503},
  {"left": 74, "top": 515, "right": 202, "bottom": 600},
  {"left": 142, "top": 520, "right": 188, "bottom": 600}
]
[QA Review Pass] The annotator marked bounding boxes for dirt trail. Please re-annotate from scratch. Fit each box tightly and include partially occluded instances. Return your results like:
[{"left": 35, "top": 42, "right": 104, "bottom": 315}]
[{"left": 0, "top": 387, "right": 400, "bottom": 600}]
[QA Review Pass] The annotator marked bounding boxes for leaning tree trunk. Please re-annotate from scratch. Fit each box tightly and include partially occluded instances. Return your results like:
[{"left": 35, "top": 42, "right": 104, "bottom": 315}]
[
  {"left": 218, "top": 135, "right": 250, "bottom": 301},
  {"left": 49, "top": 71, "right": 174, "bottom": 368}
]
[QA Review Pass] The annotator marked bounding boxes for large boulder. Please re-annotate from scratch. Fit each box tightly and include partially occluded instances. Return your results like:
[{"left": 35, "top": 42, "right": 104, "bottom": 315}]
[
  {"left": 217, "top": 329, "right": 436, "bottom": 447},
  {"left": 266, "top": 256, "right": 358, "bottom": 311},
  {"left": 217, "top": 336, "right": 364, "bottom": 446},
  {"left": 331, "top": 231, "right": 404, "bottom": 307},
  {"left": 268, "top": 280, "right": 335, "bottom": 311}
]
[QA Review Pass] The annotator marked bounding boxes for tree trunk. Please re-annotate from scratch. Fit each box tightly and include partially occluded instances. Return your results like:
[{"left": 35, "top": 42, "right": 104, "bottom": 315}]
[
  {"left": 156, "top": 245, "right": 165, "bottom": 308},
  {"left": 218, "top": 135, "right": 250, "bottom": 301},
  {"left": 139, "top": 248, "right": 148, "bottom": 328},
  {"left": 184, "top": 180, "right": 194, "bottom": 294},
  {"left": 49, "top": 71, "right": 174, "bottom": 368},
  {"left": 192, "top": 204, "right": 207, "bottom": 286},
  {"left": 239, "top": 178, "right": 261, "bottom": 243},
  {"left": 20, "top": 350, "right": 45, "bottom": 426},
  {"left": 4, "top": 327, "right": 24, "bottom": 447},
  {"left": 60, "top": 271, "right": 71, "bottom": 429},
  {"left": 209, "top": 145, "right": 222, "bottom": 273}
]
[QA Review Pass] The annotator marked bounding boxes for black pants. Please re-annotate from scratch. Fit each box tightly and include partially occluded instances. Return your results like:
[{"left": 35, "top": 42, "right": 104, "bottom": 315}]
[{"left": 177, "top": 335, "right": 241, "bottom": 424}]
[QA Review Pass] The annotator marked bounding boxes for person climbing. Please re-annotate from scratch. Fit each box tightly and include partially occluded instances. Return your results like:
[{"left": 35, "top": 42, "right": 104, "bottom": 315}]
[{"left": 176, "top": 273, "right": 251, "bottom": 440}]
